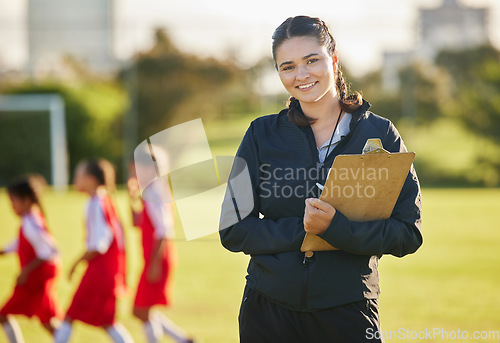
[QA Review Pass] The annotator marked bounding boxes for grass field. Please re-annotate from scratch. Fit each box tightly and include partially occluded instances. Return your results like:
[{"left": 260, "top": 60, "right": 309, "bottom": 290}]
[
  {"left": 1, "top": 188, "right": 499, "bottom": 343},
  {"left": 0, "top": 188, "right": 249, "bottom": 343}
]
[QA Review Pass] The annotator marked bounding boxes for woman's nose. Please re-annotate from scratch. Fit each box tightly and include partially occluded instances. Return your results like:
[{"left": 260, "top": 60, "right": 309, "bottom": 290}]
[{"left": 296, "top": 64, "right": 310, "bottom": 81}]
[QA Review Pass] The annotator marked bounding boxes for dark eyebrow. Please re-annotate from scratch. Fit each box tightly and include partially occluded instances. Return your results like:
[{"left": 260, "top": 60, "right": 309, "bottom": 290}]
[
  {"left": 278, "top": 53, "right": 320, "bottom": 69},
  {"left": 303, "top": 53, "right": 320, "bottom": 60},
  {"left": 278, "top": 60, "right": 293, "bottom": 69}
]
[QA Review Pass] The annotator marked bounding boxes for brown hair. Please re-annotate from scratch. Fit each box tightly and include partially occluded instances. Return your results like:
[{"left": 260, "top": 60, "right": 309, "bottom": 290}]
[
  {"left": 272, "top": 16, "right": 362, "bottom": 126},
  {"left": 81, "top": 158, "right": 116, "bottom": 193},
  {"left": 7, "top": 174, "right": 47, "bottom": 216}
]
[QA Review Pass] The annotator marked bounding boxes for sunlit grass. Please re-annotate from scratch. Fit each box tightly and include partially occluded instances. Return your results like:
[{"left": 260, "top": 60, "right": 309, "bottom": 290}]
[
  {"left": 399, "top": 118, "right": 500, "bottom": 186},
  {"left": 378, "top": 188, "right": 500, "bottom": 342},
  {"left": 1, "top": 188, "right": 499, "bottom": 342}
]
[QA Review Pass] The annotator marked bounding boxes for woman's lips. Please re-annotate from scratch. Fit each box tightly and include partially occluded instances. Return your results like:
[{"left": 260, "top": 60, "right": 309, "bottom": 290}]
[{"left": 296, "top": 81, "right": 317, "bottom": 91}]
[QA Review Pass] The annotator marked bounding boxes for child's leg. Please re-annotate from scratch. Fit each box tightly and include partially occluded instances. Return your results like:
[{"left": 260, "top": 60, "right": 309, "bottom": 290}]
[
  {"left": 144, "top": 320, "right": 162, "bottom": 343},
  {"left": 133, "top": 307, "right": 161, "bottom": 343},
  {"left": 104, "top": 323, "right": 134, "bottom": 343},
  {"left": 0, "top": 314, "right": 25, "bottom": 343},
  {"left": 133, "top": 306, "right": 193, "bottom": 343},
  {"left": 53, "top": 317, "right": 73, "bottom": 343},
  {"left": 41, "top": 316, "right": 60, "bottom": 335},
  {"left": 152, "top": 310, "right": 192, "bottom": 343}
]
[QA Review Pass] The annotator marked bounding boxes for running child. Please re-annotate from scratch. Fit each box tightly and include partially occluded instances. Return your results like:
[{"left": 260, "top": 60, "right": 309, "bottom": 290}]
[
  {"left": 128, "top": 147, "right": 194, "bottom": 343},
  {"left": 0, "top": 175, "right": 61, "bottom": 343},
  {"left": 54, "top": 159, "right": 133, "bottom": 343}
]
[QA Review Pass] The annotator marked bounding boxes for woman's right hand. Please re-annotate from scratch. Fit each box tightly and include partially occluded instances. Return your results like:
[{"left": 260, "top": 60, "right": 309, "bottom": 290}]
[{"left": 303, "top": 198, "right": 336, "bottom": 235}]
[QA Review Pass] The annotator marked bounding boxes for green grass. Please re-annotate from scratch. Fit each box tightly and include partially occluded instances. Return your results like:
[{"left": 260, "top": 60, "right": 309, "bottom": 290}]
[
  {"left": 0, "top": 189, "right": 249, "bottom": 343},
  {"left": 203, "top": 114, "right": 257, "bottom": 157},
  {"left": 1, "top": 189, "right": 499, "bottom": 342},
  {"left": 378, "top": 188, "right": 500, "bottom": 342},
  {"left": 398, "top": 118, "right": 500, "bottom": 187}
]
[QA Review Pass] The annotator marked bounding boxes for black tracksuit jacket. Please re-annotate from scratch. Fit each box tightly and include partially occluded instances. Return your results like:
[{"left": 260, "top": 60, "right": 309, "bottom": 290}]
[{"left": 220, "top": 100, "right": 423, "bottom": 311}]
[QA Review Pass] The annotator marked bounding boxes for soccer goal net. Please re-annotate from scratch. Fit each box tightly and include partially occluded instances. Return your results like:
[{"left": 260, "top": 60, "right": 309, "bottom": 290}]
[{"left": 0, "top": 94, "right": 68, "bottom": 189}]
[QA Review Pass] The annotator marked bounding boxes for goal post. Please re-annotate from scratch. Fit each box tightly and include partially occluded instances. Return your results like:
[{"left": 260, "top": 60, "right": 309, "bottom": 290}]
[{"left": 0, "top": 94, "right": 68, "bottom": 190}]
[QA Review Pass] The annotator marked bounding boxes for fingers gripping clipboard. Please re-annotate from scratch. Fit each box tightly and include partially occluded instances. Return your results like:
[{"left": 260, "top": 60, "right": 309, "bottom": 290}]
[{"left": 300, "top": 148, "right": 416, "bottom": 252}]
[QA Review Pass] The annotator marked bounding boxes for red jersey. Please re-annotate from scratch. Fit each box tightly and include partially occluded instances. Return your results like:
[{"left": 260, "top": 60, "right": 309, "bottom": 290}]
[
  {"left": 133, "top": 183, "right": 175, "bottom": 308},
  {"left": 0, "top": 211, "right": 61, "bottom": 323},
  {"left": 17, "top": 211, "right": 58, "bottom": 276},
  {"left": 66, "top": 193, "right": 127, "bottom": 326},
  {"left": 18, "top": 212, "right": 59, "bottom": 285},
  {"left": 87, "top": 194, "right": 127, "bottom": 295}
]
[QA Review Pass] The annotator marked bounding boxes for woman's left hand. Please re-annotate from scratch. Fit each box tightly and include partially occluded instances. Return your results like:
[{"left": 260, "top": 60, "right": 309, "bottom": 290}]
[{"left": 303, "top": 198, "right": 336, "bottom": 235}]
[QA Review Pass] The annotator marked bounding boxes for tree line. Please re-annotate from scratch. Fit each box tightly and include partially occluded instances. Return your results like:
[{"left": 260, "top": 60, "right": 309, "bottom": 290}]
[{"left": 0, "top": 29, "right": 498, "bottom": 186}]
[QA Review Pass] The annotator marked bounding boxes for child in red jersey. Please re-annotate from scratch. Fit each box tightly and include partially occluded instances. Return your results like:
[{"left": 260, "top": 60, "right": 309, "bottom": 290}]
[
  {"left": 54, "top": 159, "right": 132, "bottom": 343},
  {"left": 0, "top": 175, "right": 61, "bottom": 343},
  {"left": 128, "top": 146, "right": 194, "bottom": 343}
]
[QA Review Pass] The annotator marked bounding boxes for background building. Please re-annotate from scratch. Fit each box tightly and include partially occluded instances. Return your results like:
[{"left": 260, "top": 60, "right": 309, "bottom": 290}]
[
  {"left": 419, "top": 0, "right": 489, "bottom": 59},
  {"left": 27, "top": 0, "right": 116, "bottom": 77},
  {"left": 383, "top": 0, "right": 490, "bottom": 90}
]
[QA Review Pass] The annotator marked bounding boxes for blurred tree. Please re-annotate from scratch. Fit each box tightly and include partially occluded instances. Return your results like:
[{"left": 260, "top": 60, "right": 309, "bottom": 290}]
[
  {"left": 119, "top": 28, "right": 256, "bottom": 143},
  {"left": 351, "top": 70, "right": 407, "bottom": 125},
  {"left": 399, "top": 62, "right": 451, "bottom": 126},
  {"left": 353, "top": 62, "right": 451, "bottom": 127},
  {"left": 347, "top": 46, "right": 500, "bottom": 186},
  {"left": 436, "top": 45, "right": 500, "bottom": 144},
  {"left": 368, "top": 62, "right": 450, "bottom": 126},
  {"left": 436, "top": 45, "right": 500, "bottom": 185}
]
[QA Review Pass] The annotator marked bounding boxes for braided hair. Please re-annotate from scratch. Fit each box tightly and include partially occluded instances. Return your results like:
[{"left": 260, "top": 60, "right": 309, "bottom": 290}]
[{"left": 272, "top": 16, "right": 362, "bottom": 126}]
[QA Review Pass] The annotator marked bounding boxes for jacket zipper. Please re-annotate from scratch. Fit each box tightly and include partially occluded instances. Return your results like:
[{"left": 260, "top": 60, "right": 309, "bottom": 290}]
[
  {"left": 298, "top": 121, "right": 355, "bottom": 310},
  {"left": 299, "top": 141, "right": 324, "bottom": 310},
  {"left": 300, "top": 251, "right": 315, "bottom": 309},
  {"left": 300, "top": 257, "right": 310, "bottom": 309}
]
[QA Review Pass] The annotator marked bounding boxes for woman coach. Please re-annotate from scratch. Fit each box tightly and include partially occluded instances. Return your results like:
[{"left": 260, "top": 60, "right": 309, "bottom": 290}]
[{"left": 220, "top": 16, "right": 422, "bottom": 342}]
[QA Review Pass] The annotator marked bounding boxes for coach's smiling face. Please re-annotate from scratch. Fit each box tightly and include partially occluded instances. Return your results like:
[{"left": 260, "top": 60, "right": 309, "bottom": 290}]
[{"left": 275, "top": 36, "right": 338, "bottom": 107}]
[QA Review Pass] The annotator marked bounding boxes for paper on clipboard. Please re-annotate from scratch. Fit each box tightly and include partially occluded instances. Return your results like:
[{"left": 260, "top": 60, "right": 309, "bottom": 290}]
[{"left": 300, "top": 146, "right": 416, "bottom": 252}]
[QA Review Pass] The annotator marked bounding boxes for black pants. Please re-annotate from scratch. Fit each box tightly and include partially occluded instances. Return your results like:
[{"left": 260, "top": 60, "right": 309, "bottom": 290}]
[{"left": 239, "top": 286, "right": 383, "bottom": 343}]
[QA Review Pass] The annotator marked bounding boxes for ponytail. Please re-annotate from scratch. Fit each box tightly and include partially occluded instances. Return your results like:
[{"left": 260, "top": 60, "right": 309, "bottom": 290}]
[
  {"left": 286, "top": 97, "right": 312, "bottom": 126},
  {"left": 335, "top": 67, "right": 363, "bottom": 114},
  {"left": 81, "top": 158, "right": 116, "bottom": 193}
]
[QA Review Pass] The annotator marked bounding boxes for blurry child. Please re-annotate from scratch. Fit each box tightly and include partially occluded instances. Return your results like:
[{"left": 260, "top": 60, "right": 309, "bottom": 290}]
[
  {"left": 54, "top": 159, "right": 133, "bottom": 343},
  {"left": 128, "top": 146, "right": 194, "bottom": 343},
  {"left": 0, "top": 175, "right": 61, "bottom": 343}
]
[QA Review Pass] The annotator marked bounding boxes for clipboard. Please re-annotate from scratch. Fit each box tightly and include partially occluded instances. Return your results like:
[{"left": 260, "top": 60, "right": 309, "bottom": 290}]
[{"left": 300, "top": 150, "right": 416, "bottom": 252}]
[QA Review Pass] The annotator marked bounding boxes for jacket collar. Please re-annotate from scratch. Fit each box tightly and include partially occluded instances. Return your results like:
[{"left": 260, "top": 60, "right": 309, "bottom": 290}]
[
  {"left": 349, "top": 99, "right": 371, "bottom": 131},
  {"left": 281, "top": 99, "right": 371, "bottom": 128}
]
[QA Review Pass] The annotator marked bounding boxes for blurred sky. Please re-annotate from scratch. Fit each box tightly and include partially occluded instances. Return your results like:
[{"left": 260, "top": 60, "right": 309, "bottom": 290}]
[{"left": 0, "top": 0, "right": 499, "bottom": 77}]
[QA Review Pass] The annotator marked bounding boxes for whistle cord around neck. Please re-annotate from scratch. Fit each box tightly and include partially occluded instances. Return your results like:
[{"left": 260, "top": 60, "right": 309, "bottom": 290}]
[{"left": 320, "top": 108, "right": 343, "bottom": 166}]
